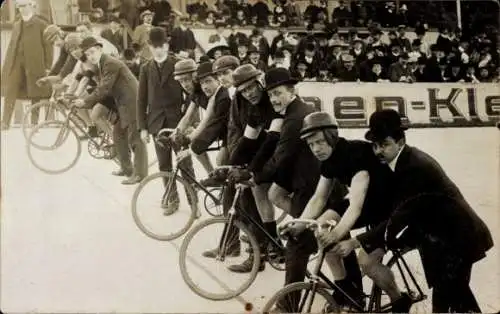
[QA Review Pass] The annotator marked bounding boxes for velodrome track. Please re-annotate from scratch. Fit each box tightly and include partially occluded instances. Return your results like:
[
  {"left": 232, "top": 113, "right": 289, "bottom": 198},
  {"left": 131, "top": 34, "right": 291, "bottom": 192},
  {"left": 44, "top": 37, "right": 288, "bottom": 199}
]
[{"left": 1, "top": 127, "right": 499, "bottom": 313}]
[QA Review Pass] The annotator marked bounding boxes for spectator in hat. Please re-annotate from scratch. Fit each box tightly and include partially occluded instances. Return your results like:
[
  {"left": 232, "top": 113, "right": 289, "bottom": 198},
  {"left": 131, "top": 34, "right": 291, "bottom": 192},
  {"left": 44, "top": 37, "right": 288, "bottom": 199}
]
[
  {"left": 73, "top": 36, "right": 147, "bottom": 184},
  {"left": 249, "top": 28, "right": 271, "bottom": 65},
  {"left": 227, "top": 22, "right": 248, "bottom": 56},
  {"left": 388, "top": 53, "right": 414, "bottom": 82},
  {"left": 304, "top": 0, "right": 319, "bottom": 25},
  {"left": 332, "top": 0, "right": 352, "bottom": 27},
  {"left": 1, "top": 0, "right": 53, "bottom": 130},
  {"left": 137, "top": 27, "right": 196, "bottom": 213},
  {"left": 351, "top": 0, "right": 368, "bottom": 26},
  {"left": 387, "top": 44, "right": 402, "bottom": 67},
  {"left": 188, "top": 0, "right": 209, "bottom": 21},
  {"left": 269, "top": 49, "right": 287, "bottom": 69},
  {"left": 75, "top": 21, "right": 119, "bottom": 58},
  {"left": 132, "top": 10, "right": 155, "bottom": 61},
  {"left": 445, "top": 58, "right": 465, "bottom": 82},
  {"left": 150, "top": 0, "right": 172, "bottom": 26},
  {"left": 170, "top": 15, "right": 196, "bottom": 59},
  {"left": 396, "top": 25, "right": 411, "bottom": 52},
  {"left": 358, "top": 48, "right": 378, "bottom": 80},
  {"left": 463, "top": 65, "right": 481, "bottom": 83},
  {"left": 413, "top": 56, "right": 428, "bottom": 82},
  {"left": 336, "top": 54, "right": 361, "bottom": 82},
  {"left": 316, "top": 64, "right": 331, "bottom": 82},
  {"left": 206, "top": 43, "right": 231, "bottom": 61},
  {"left": 250, "top": 0, "right": 270, "bottom": 25},
  {"left": 246, "top": 46, "right": 268, "bottom": 72},
  {"left": 205, "top": 10, "right": 217, "bottom": 25},
  {"left": 365, "top": 59, "right": 389, "bottom": 82},
  {"left": 122, "top": 48, "right": 141, "bottom": 78},
  {"left": 214, "top": 0, "right": 231, "bottom": 20},
  {"left": 234, "top": 8, "right": 249, "bottom": 26},
  {"left": 236, "top": 39, "right": 250, "bottom": 63},
  {"left": 297, "top": 42, "right": 321, "bottom": 78},
  {"left": 436, "top": 26, "right": 454, "bottom": 55},
  {"left": 351, "top": 38, "right": 366, "bottom": 64},
  {"left": 370, "top": 28, "right": 387, "bottom": 54},
  {"left": 327, "top": 42, "right": 345, "bottom": 71},
  {"left": 292, "top": 61, "right": 310, "bottom": 81},
  {"left": 100, "top": 15, "right": 130, "bottom": 53},
  {"left": 270, "top": 24, "right": 296, "bottom": 57}
]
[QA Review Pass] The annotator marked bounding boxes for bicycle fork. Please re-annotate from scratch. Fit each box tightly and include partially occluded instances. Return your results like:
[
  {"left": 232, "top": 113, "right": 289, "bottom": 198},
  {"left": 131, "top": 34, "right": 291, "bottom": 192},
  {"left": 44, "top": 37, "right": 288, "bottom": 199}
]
[{"left": 216, "top": 187, "right": 243, "bottom": 262}]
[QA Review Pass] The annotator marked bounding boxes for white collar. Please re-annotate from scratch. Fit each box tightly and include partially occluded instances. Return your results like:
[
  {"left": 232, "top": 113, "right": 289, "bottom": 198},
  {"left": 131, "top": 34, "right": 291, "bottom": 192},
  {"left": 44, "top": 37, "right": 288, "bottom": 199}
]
[
  {"left": 21, "top": 13, "right": 34, "bottom": 21},
  {"left": 154, "top": 54, "right": 168, "bottom": 64},
  {"left": 388, "top": 145, "right": 405, "bottom": 171},
  {"left": 228, "top": 86, "right": 236, "bottom": 100}
]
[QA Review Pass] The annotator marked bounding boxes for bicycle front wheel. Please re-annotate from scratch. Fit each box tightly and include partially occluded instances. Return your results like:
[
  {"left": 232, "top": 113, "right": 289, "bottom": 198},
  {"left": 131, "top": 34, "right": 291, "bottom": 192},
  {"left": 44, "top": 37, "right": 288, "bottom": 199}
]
[
  {"left": 131, "top": 171, "right": 199, "bottom": 241},
  {"left": 262, "top": 281, "right": 338, "bottom": 313},
  {"left": 179, "top": 216, "right": 261, "bottom": 300},
  {"left": 23, "top": 100, "right": 67, "bottom": 145},
  {"left": 26, "top": 120, "right": 81, "bottom": 174}
]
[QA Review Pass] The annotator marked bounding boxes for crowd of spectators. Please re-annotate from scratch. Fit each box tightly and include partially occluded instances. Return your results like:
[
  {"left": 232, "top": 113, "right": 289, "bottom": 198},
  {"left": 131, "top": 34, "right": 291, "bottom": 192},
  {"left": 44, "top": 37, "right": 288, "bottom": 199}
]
[{"left": 83, "top": 0, "right": 499, "bottom": 83}]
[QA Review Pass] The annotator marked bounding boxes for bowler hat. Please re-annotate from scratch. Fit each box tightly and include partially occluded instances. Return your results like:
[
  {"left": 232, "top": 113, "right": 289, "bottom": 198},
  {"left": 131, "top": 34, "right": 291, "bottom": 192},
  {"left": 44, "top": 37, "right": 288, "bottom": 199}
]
[
  {"left": 148, "top": 27, "right": 168, "bottom": 46},
  {"left": 212, "top": 55, "right": 240, "bottom": 73},
  {"left": 264, "top": 68, "right": 298, "bottom": 91},
  {"left": 365, "top": 109, "right": 408, "bottom": 142},
  {"left": 140, "top": 10, "right": 155, "bottom": 21},
  {"left": 174, "top": 59, "right": 197, "bottom": 77},
  {"left": 300, "top": 112, "right": 338, "bottom": 139},
  {"left": 80, "top": 36, "right": 103, "bottom": 52},
  {"left": 197, "top": 61, "right": 215, "bottom": 79}
]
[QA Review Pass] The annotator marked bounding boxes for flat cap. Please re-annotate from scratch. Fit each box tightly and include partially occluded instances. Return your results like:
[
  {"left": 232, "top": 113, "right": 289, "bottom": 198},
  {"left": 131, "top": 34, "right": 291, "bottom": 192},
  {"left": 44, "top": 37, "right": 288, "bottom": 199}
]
[{"left": 212, "top": 55, "right": 240, "bottom": 73}]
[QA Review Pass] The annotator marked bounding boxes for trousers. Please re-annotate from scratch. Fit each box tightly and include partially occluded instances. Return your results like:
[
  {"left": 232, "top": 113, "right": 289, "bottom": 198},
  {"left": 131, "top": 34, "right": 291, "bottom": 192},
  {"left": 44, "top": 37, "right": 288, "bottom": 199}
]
[{"left": 113, "top": 119, "right": 148, "bottom": 177}]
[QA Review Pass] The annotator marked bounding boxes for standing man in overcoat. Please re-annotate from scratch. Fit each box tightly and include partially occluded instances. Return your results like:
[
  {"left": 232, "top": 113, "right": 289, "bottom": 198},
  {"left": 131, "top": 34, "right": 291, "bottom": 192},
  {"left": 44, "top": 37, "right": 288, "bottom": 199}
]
[
  {"left": 137, "top": 27, "right": 195, "bottom": 214},
  {"left": 1, "top": 0, "right": 53, "bottom": 130},
  {"left": 73, "top": 37, "right": 148, "bottom": 184}
]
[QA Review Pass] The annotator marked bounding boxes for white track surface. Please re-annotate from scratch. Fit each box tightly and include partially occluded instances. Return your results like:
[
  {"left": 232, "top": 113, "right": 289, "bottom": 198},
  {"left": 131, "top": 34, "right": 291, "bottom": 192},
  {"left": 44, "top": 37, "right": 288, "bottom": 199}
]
[{"left": 1, "top": 127, "right": 499, "bottom": 313}]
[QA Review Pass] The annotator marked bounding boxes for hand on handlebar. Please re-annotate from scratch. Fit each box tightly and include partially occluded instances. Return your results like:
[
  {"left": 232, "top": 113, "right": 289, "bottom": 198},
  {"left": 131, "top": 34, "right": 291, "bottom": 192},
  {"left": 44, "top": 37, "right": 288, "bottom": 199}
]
[
  {"left": 317, "top": 227, "right": 343, "bottom": 248},
  {"left": 227, "top": 168, "right": 253, "bottom": 185},
  {"left": 279, "top": 222, "right": 308, "bottom": 239}
]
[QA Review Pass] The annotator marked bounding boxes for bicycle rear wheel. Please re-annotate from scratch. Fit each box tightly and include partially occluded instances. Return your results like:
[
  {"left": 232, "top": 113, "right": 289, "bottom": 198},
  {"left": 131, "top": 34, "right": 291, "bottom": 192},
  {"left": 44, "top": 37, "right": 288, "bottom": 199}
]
[
  {"left": 26, "top": 120, "right": 81, "bottom": 174},
  {"left": 371, "top": 249, "right": 431, "bottom": 313},
  {"left": 262, "top": 281, "right": 338, "bottom": 313},
  {"left": 203, "top": 187, "right": 224, "bottom": 217},
  {"left": 131, "top": 171, "right": 198, "bottom": 241},
  {"left": 179, "top": 216, "right": 261, "bottom": 300},
  {"left": 23, "top": 100, "right": 67, "bottom": 144}
]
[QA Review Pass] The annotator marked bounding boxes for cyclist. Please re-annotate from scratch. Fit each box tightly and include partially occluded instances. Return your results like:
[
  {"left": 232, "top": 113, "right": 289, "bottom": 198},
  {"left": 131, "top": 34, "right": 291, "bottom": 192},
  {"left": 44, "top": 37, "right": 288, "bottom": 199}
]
[
  {"left": 136, "top": 27, "right": 196, "bottom": 214},
  {"left": 297, "top": 111, "right": 412, "bottom": 312},
  {"left": 174, "top": 61, "right": 232, "bottom": 173},
  {"left": 334, "top": 109, "right": 493, "bottom": 313},
  {"left": 63, "top": 33, "right": 118, "bottom": 140},
  {"left": 72, "top": 36, "right": 148, "bottom": 184}
]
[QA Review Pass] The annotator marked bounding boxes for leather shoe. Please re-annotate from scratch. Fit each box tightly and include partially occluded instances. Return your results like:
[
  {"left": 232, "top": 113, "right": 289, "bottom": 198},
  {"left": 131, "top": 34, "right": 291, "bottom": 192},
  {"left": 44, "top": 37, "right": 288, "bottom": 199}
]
[
  {"left": 202, "top": 246, "right": 241, "bottom": 258},
  {"left": 228, "top": 254, "right": 265, "bottom": 273},
  {"left": 121, "top": 175, "right": 143, "bottom": 185},
  {"left": 391, "top": 292, "right": 412, "bottom": 313},
  {"left": 112, "top": 169, "right": 132, "bottom": 176}
]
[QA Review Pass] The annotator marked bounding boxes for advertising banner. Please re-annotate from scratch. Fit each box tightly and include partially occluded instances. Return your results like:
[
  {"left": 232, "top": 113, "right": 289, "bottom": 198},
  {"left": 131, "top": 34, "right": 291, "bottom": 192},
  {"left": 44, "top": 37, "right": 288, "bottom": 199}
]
[{"left": 296, "top": 82, "right": 500, "bottom": 128}]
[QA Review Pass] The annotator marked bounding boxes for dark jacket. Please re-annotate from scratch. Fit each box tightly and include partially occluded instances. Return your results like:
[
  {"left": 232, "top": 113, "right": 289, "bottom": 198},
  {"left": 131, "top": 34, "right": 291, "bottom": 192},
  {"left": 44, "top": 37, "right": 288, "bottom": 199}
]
[
  {"left": 358, "top": 145, "right": 493, "bottom": 287},
  {"left": 137, "top": 55, "right": 183, "bottom": 134},
  {"left": 83, "top": 54, "right": 138, "bottom": 128},
  {"left": 190, "top": 86, "right": 232, "bottom": 155},
  {"left": 253, "top": 97, "right": 316, "bottom": 190},
  {"left": 170, "top": 27, "right": 197, "bottom": 53}
]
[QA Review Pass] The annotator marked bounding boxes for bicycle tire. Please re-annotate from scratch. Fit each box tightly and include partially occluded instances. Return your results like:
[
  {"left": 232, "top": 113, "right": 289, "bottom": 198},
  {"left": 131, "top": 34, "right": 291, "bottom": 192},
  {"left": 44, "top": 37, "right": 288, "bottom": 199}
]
[
  {"left": 131, "top": 171, "right": 198, "bottom": 241},
  {"left": 26, "top": 120, "right": 81, "bottom": 174},
  {"left": 262, "top": 281, "right": 339, "bottom": 313},
  {"left": 179, "top": 216, "right": 261, "bottom": 300},
  {"left": 22, "top": 100, "right": 67, "bottom": 143},
  {"left": 371, "top": 249, "right": 431, "bottom": 313}
]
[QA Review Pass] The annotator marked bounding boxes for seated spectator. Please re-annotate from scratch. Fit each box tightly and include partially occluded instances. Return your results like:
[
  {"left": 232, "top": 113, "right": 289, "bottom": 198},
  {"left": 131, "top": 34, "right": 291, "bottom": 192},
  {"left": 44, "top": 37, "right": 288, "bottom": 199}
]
[
  {"left": 463, "top": 64, "right": 481, "bottom": 83},
  {"left": 396, "top": 25, "right": 412, "bottom": 52},
  {"left": 369, "top": 28, "right": 387, "bottom": 54},
  {"left": 227, "top": 22, "right": 248, "bottom": 55},
  {"left": 327, "top": 42, "right": 346, "bottom": 72},
  {"left": 267, "top": 14, "right": 280, "bottom": 28},
  {"left": 445, "top": 58, "right": 465, "bottom": 82},
  {"left": 150, "top": 0, "right": 172, "bottom": 26},
  {"left": 296, "top": 42, "right": 321, "bottom": 78},
  {"left": 437, "top": 58, "right": 449, "bottom": 81},
  {"left": 246, "top": 46, "right": 267, "bottom": 71},
  {"left": 292, "top": 60, "right": 315, "bottom": 81},
  {"left": 477, "top": 67, "right": 492, "bottom": 82},
  {"left": 270, "top": 23, "right": 296, "bottom": 57},
  {"left": 187, "top": 0, "right": 208, "bottom": 21},
  {"left": 208, "top": 22, "right": 228, "bottom": 45},
  {"left": 250, "top": 0, "right": 270, "bottom": 25},
  {"left": 284, "top": 0, "right": 302, "bottom": 26},
  {"left": 205, "top": 10, "right": 217, "bottom": 25},
  {"left": 206, "top": 43, "right": 231, "bottom": 60},
  {"left": 413, "top": 56, "right": 428, "bottom": 82},
  {"left": 365, "top": 59, "right": 389, "bottom": 82},
  {"left": 234, "top": 8, "right": 249, "bottom": 26},
  {"left": 170, "top": 16, "right": 196, "bottom": 59},
  {"left": 387, "top": 44, "right": 402, "bottom": 67},
  {"left": 269, "top": 49, "right": 287, "bottom": 69},
  {"left": 359, "top": 47, "right": 376, "bottom": 78},
  {"left": 332, "top": 0, "right": 351, "bottom": 27},
  {"left": 351, "top": 0, "right": 369, "bottom": 27},
  {"left": 335, "top": 54, "right": 360, "bottom": 82},
  {"left": 350, "top": 38, "right": 366, "bottom": 64},
  {"left": 249, "top": 28, "right": 270, "bottom": 64},
  {"left": 272, "top": 1, "right": 288, "bottom": 27},
  {"left": 316, "top": 33, "right": 330, "bottom": 60},
  {"left": 304, "top": 0, "right": 319, "bottom": 25},
  {"left": 316, "top": 66, "right": 331, "bottom": 82},
  {"left": 236, "top": 39, "right": 249, "bottom": 63},
  {"left": 388, "top": 52, "right": 414, "bottom": 82},
  {"left": 408, "top": 39, "right": 424, "bottom": 61},
  {"left": 436, "top": 26, "right": 454, "bottom": 54},
  {"left": 214, "top": 0, "right": 231, "bottom": 21}
]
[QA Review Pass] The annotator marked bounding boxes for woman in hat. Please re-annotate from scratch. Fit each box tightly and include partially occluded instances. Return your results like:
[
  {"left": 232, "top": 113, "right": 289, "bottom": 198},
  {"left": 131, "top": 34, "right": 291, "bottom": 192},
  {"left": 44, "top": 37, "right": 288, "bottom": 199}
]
[{"left": 132, "top": 10, "right": 155, "bottom": 61}]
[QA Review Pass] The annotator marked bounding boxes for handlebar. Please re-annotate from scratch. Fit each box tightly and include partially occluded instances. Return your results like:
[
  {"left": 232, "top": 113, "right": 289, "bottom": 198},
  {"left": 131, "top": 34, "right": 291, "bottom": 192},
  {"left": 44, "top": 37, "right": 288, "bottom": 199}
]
[
  {"left": 281, "top": 219, "right": 337, "bottom": 233},
  {"left": 157, "top": 128, "right": 176, "bottom": 139}
]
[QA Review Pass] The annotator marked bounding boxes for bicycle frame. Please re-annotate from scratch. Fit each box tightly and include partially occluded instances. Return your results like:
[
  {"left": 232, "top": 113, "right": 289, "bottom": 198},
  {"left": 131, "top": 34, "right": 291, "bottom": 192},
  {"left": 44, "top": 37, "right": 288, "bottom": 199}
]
[{"left": 167, "top": 165, "right": 223, "bottom": 206}]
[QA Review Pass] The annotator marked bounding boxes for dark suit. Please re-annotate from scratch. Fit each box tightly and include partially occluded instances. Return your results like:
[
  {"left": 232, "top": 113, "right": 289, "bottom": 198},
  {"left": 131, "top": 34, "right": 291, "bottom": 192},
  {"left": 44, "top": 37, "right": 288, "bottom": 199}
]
[
  {"left": 100, "top": 28, "right": 129, "bottom": 53},
  {"left": 358, "top": 145, "right": 493, "bottom": 312},
  {"left": 137, "top": 55, "right": 195, "bottom": 198},
  {"left": 84, "top": 54, "right": 147, "bottom": 177},
  {"left": 1, "top": 15, "right": 52, "bottom": 127}
]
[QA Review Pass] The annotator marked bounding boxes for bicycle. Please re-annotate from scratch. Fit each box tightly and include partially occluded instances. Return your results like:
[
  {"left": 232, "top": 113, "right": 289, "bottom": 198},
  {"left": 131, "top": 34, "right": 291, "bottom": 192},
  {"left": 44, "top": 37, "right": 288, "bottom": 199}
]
[
  {"left": 131, "top": 128, "right": 228, "bottom": 241},
  {"left": 26, "top": 100, "right": 117, "bottom": 174},
  {"left": 178, "top": 170, "right": 290, "bottom": 301},
  {"left": 261, "top": 219, "right": 431, "bottom": 313}
]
